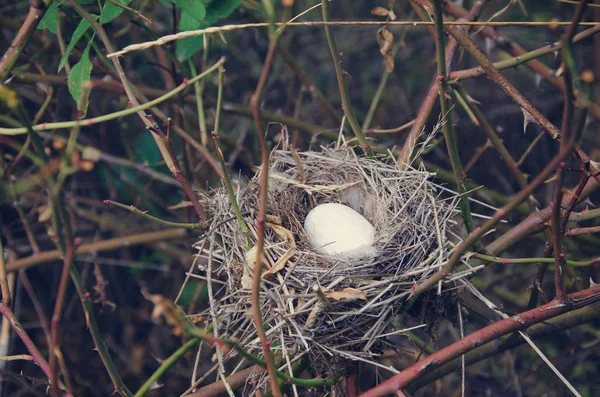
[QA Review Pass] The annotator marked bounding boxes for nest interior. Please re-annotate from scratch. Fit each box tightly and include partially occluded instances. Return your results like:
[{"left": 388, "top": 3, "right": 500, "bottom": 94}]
[{"left": 195, "top": 144, "right": 459, "bottom": 381}]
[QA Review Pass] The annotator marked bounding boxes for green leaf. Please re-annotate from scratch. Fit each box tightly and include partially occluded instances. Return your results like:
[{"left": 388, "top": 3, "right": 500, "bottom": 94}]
[
  {"left": 175, "top": 9, "right": 203, "bottom": 62},
  {"left": 67, "top": 43, "right": 93, "bottom": 116},
  {"left": 100, "top": 0, "right": 131, "bottom": 24},
  {"left": 175, "top": 36, "right": 204, "bottom": 62},
  {"left": 178, "top": 9, "right": 202, "bottom": 31},
  {"left": 77, "top": 0, "right": 95, "bottom": 4},
  {"left": 174, "top": 0, "right": 240, "bottom": 61},
  {"left": 58, "top": 17, "right": 96, "bottom": 73},
  {"left": 176, "top": 0, "right": 206, "bottom": 22},
  {"left": 204, "top": 0, "right": 241, "bottom": 25},
  {"left": 37, "top": 1, "right": 60, "bottom": 33}
]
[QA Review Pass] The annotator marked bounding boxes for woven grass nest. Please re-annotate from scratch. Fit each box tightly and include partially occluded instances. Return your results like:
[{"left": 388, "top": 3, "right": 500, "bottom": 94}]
[{"left": 194, "top": 138, "right": 459, "bottom": 388}]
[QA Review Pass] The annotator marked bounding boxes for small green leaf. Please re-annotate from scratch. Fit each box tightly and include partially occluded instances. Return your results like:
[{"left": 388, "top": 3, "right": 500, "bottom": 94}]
[
  {"left": 174, "top": 0, "right": 240, "bottom": 61},
  {"left": 176, "top": 36, "right": 204, "bottom": 62},
  {"left": 204, "top": 0, "right": 241, "bottom": 25},
  {"left": 175, "top": 8, "right": 203, "bottom": 62},
  {"left": 100, "top": 0, "right": 132, "bottom": 24},
  {"left": 77, "top": 0, "right": 95, "bottom": 4},
  {"left": 176, "top": 0, "right": 206, "bottom": 22},
  {"left": 67, "top": 43, "right": 93, "bottom": 116},
  {"left": 38, "top": 1, "right": 60, "bottom": 34},
  {"left": 58, "top": 17, "right": 96, "bottom": 73},
  {"left": 178, "top": 9, "right": 202, "bottom": 31}
]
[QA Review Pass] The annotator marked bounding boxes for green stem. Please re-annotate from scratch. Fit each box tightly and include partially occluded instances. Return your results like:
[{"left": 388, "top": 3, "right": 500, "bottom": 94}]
[
  {"left": 0, "top": 58, "right": 226, "bottom": 136},
  {"left": 470, "top": 252, "right": 600, "bottom": 267},
  {"left": 69, "top": 266, "right": 133, "bottom": 396},
  {"left": 362, "top": 27, "right": 409, "bottom": 131},
  {"left": 432, "top": 0, "right": 477, "bottom": 240},
  {"left": 212, "top": 66, "right": 250, "bottom": 243},
  {"left": 189, "top": 59, "right": 208, "bottom": 146},
  {"left": 450, "top": 24, "right": 600, "bottom": 82},
  {"left": 103, "top": 200, "right": 208, "bottom": 229},
  {"left": 134, "top": 338, "right": 200, "bottom": 397},
  {"left": 320, "top": 0, "right": 373, "bottom": 156},
  {"left": 13, "top": 96, "right": 132, "bottom": 396}
]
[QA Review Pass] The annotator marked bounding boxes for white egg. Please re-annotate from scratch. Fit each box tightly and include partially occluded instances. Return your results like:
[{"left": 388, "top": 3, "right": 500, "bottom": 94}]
[{"left": 304, "top": 203, "right": 376, "bottom": 258}]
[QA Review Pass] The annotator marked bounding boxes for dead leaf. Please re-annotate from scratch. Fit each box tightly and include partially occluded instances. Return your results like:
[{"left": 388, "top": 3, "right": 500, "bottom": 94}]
[
  {"left": 242, "top": 221, "right": 297, "bottom": 288},
  {"left": 38, "top": 204, "right": 53, "bottom": 223},
  {"left": 263, "top": 222, "right": 296, "bottom": 276},
  {"left": 148, "top": 293, "right": 184, "bottom": 336},
  {"left": 371, "top": 7, "right": 389, "bottom": 17},
  {"left": 377, "top": 27, "right": 395, "bottom": 73},
  {"left": 265, "top": 214, "right": 282, "bottom": 225}
]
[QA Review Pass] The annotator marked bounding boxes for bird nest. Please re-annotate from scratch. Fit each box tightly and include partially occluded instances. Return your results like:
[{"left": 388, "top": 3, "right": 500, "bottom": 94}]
[{"left": 193, "top": 140, "right": 459, "bottom": 390}]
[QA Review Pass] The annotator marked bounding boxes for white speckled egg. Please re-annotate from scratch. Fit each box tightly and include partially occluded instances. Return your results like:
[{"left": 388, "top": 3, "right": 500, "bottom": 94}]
[{"left": 304, "top": 203, "right": 376, "bottom": 258}]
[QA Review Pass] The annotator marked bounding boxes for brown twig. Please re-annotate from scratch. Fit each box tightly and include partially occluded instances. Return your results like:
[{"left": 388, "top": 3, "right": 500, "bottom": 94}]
[
  {"left": 409, "top": 126, "right": 577, "bottom": 302},
  {"left": 416, "top": 0, "right": 599, "bottom": 176},
  {"left": 0, "top": 303, "right": 71, "bottom": 395},
  {"left": 0, "top": 0, "right": 52, "bottom": 80},
  {"left": 410, "top": 299, "right": 600, "bottom": 391},
  {"left": 442, "top": 0, "right": 564, "bottom": 91},
  {"left": 70, "top": 0, "right": 209, "bottom": 222},
  {"left": 249, "top": 29, "right": 282, "bottom": 397},
  {"left": 6, "top": 229, "right": 186, "bottom": 272},
  {"left": 551, "top": 163, "right": 567, "bottom": 301},
  {"left": 399, "top": 0, "right": 484, "bottom": 165},
  {"left": 48, "top": 238, "right": 76, "bottom": 397},
  {"left": 565, "top": 225, "right": 600, "bottom": 237},
  {"left": 0, "top": 239, "right": 11, "bottom": 309},
  {"left": 359, "top": 284, "right": 600, "bottom": 396}
]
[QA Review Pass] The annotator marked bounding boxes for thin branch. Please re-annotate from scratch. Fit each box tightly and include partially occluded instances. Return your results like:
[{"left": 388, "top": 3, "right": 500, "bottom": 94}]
[
  {"left": 321, "top": 0, "right": 372, "bottom": 155},
  {"left": 0, "top": 303, "right": 71, "bottom": 395},
  {"left": 249, "top": 7, "right": 282, "bottom": 394},
  {"left": 431, "top": 0, "right": 478, "bottom": 239},
  {"left": 6, "top": 229, "right": 186, "bottom": 272},
  {"left": 0, "top": 0, "right": 53, "bottom": 80},
  {"left": 70, "top": 0, "right": 210, "bottom": 222},
  {"left": 106, "top": 20, "right": 600, "bottom": 59},
  {"left": 469, "top": 252, "right": 600, "bottom": 267},
  {"left": 410, "top": 300, "right": 600, "bottom": 391},
  {"left": 134, "top": 338, "right": 200, "bottom": 397},
  {"left": 0, "top": 58, "right": 225, "bottom": 136},
  {"left": 409, "top": 129, "right": 577, "bottom": 303},
  {"left": 103, "top": 200, "right": 208, "bottom": 229},
  {"left": 359, "top": 285, "right": 600, "bottom": 396}
]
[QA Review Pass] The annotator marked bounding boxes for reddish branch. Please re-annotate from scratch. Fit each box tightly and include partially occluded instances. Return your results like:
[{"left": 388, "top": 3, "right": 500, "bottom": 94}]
[
  {"left": 410, "top": 129, "right": 576, "bottom": 301},
  {"left": 0, "top": 303, "right": 72, "bottom": 395},
  {"left": 49, "top": 239, "right": 76, "bottom": 397},
  {"left": 415, "top": 0, "right": 597, "bottom": 177},
  {"left": 250, "top": 38, "right": 282, "bottom": 397},
  {"left": 486, "top": 175, "right": 599, "bottom": 256},
  {"left": 360, "top": 284, "right": 600, "bottom": 396},
  {"left": 399, "top": 0, "right": 483, "bottom": 165},
  {"left": 442, "top": 0, "right": 565, "bottom": 91},
  {"left": 411, "top": 300, "right": 600, "bottom": 390},
  {"left": 551, "top": 163, "right": 567, "bottom": 301}
]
